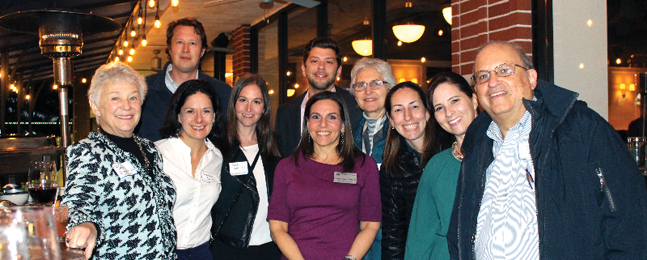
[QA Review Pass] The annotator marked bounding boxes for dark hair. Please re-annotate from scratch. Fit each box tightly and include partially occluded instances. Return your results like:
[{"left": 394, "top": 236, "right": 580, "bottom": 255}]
[
  {"left": 383, "top": 81, "right": 437, "bottom": 173},
  {"left": 293, "top": 91, "right": 364, "bottom": 172},
  {"left": 303, "top": 37, "right": 341, "bottom": 68},
  {"left": 427, "top": 72, "right": 475, "bottom": 150},
  {"left": 165, "top": 17, "right": 208, "bottom": 60},
  {"left": 427, "top": 71, "right": 474, "bottom": 108},
  {"left": 226, "top": 74, "right": 281, "bottom": 157},
  {"left": 159, "top": 79, "right": 227, "bottom": 151}
]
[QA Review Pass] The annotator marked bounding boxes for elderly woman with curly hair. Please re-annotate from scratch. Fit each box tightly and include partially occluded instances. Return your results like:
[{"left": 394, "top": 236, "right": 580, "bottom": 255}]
[{"left": 63, "top": 62, "right": 176, "bottom": 260}]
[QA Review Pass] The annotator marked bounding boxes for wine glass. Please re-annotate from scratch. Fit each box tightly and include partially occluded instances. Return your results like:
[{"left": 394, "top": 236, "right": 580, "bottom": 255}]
[
  {"left": 0, "top": 206, "right": 62, "bottom": 260},
  {"left": 28, "top": 161, "right": 59, "bottom": 204}
]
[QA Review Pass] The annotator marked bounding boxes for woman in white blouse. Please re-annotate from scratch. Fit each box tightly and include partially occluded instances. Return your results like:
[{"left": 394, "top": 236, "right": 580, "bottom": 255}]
[{"left": 156, "top": 79, "right": 227, "bottom": 260}]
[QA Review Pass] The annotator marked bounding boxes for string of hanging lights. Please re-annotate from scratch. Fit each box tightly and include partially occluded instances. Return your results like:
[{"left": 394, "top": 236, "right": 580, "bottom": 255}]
[{"left": 109, "top": 0, "right": 173, "bottom": 63}]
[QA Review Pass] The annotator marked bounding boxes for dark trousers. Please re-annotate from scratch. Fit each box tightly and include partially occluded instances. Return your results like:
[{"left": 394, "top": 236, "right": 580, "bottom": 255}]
[
  {"left": 211, "top": 240, "right": 281, "bottom": 260},
  {"left": 178, "top": 241, "right": 212, "bottom": 260}
]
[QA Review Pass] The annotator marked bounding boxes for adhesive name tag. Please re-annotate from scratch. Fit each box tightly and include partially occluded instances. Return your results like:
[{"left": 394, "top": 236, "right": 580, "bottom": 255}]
[
  {"left": 229, "top": 162, "right": 248, "bottom": 176},
  {"left": 334, "top": 172, "right": 357, "bottom": 184},
  {"left": 201, "top": 170, "right": 219, "bottom": 183},
  {"left": 113, "top": 162, "right": 138, "bottom": 178}
]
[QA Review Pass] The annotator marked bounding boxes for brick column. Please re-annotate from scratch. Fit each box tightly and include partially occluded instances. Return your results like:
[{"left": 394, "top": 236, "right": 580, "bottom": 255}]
[
  {"left": 451, "top": 0, "right": 533, "bottom": 78},
  {"left": 232, "top": 24, "right": 251, "bottom": 81}
]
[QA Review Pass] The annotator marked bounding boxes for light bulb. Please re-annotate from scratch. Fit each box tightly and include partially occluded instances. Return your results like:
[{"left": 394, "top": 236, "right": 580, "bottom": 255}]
[
  {"left": 154, "top": 18, "right": 161, "bottom": 29},
  {"left": 141, "top": 38, "right": 147, "bottom": 47},
  {"left": 118, "top": 49, "right": 124, "bottom": 55},
  {"left": 149, "top": 0, "right": 155, "bottom": 8},
  {"left": 171, "top": 0, "right": 179, "bottom": 7},
  {"left": 115, "top": 57, "right": 120, "bottom": 62},
  {"left": 123, "top": 40, "right": 129, "bottom": 47},
  {"left": 127, "top": 56, "right": 133, "bottom": 62},
  {"left": 137, "top": 17, "right": 143, "bottom": 25},
  {"left": 130, "top": 48, "right": 135, "bottom": 55},
  {"left": 130, "top": 29, "right": 136, "bottom": 37}
]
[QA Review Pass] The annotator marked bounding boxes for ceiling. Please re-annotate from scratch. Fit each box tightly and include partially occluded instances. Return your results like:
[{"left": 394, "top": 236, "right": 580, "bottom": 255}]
[
  {"left": 1, "top": 0, "right": 645, "bottom": 83},
  {"left": 0, "top": 0, "right": 291, "bottom": 83}
]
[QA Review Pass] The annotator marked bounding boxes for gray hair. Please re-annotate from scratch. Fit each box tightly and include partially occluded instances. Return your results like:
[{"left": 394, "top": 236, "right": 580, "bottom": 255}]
[
  {"left": 88, "top": 61, "right": 147, "bottom": 107},
  {"left": 349, "top": 58, "right": 397, "bottom": 96},
  {"left": 474, "top": 41, "right": 535, "bottom": 71}
]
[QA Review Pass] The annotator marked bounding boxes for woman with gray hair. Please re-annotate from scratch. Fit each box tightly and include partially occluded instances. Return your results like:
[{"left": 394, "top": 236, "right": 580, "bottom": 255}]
[
  {"left": 63, "top": 62, "right": 176, "bottom": 260},
  {"left": 349, "top": 58, "right": 396, "bottom": 260}
]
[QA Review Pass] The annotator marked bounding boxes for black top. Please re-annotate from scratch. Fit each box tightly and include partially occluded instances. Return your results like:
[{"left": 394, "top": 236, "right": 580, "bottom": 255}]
[{"left": 99, "top": 128, "right": 154, "bottom": 177}]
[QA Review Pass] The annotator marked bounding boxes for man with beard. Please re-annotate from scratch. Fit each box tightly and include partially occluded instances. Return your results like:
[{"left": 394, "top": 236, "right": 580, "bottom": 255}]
[{"left": 275, "top": 37, "right": 361, "bottom": 157}]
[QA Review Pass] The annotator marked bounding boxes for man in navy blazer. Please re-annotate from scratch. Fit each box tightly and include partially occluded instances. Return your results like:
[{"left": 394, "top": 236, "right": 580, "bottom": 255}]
[
  {"left": 137, "top": 17, "right": 231, "bottom": 142},
  {"left": 275, "top": 38, "right": 361, "bottom": 157}
]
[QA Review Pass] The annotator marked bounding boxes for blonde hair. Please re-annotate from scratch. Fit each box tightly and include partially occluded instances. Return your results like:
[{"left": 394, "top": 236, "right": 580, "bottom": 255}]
[{"left": 88, "top": 61, "right": 147, "bottom": 108}]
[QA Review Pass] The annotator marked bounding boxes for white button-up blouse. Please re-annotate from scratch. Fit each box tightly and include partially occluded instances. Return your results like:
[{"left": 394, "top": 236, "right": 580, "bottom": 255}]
[{"left": 156, "top": 137, "right": 223, "bottom": 249}]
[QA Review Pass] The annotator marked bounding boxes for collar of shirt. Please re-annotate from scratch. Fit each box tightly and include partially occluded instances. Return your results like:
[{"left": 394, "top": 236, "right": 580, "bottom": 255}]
[
  {"left": 162, "top": 137, "right": 221, "bottom": 179},
  {"left": 164, "top": 64, "right": 200, "bottom": 94},
  {"left": 300, "top": 87, "right": 337, "bottom": 133},
  {"left": 487, "top": 95, "right": 537, "bottom": 159}
]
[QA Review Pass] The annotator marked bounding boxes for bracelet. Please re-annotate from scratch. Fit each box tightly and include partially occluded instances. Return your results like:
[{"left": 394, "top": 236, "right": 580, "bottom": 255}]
[{"left": 344, "top": 256, "right": 357, "bottom": 260}]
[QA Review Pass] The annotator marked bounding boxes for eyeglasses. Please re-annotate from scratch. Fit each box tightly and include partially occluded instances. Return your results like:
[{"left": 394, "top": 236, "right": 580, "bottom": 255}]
[
  {"left": 472, "top": 63, "right": 529, "bottom": 84},
  {"left": 353, "top": 80, "right": 388, "bottom": 92}
]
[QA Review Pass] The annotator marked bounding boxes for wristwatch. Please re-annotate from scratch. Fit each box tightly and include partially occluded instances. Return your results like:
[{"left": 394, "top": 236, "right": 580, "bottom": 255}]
[{"left": 344, "top": 256, "right": 357, "bottom": 260}]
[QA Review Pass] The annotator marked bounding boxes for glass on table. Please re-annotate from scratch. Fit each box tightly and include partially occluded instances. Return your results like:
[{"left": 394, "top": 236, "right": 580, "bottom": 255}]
[
  {"left": 0, "top": 206, "right": 62, "bottom": 260},
  {"left": 28, "top": 161, "right": 59, "bottom": 204}
]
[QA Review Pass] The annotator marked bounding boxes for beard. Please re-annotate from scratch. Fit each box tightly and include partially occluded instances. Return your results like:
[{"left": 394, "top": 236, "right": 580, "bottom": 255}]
[{"left": 306, "top": 72, "right": 337, "bottom": 91}]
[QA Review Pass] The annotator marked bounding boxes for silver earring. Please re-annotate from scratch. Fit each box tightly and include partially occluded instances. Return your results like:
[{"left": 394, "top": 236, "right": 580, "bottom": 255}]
[{"left": 340, "top": 132, "right": 344, "bottom": 145}]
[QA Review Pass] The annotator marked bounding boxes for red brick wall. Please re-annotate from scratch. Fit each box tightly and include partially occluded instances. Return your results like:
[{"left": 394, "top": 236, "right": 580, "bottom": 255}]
[
  {"left": 451, "top": 0, "right": 533, "bottom": 77},
  {"left": 232, "top": 24, "right": 251, "bottom": 80}
]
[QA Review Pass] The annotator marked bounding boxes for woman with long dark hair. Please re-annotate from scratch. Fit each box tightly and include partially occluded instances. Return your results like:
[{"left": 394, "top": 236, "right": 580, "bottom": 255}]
[
  {"left": 380, "top": 82, "right": 438, "bottom": 259},
  {"left": 210, "top": 74, "right": 282, "bottom": 260},
  {"left": 405, "top": 72, "right": 478, "bottom": 259},
  {"left": 156, "top": 79, "right": 226, "bottom": 260},
  {"left": 268, "top": 91, "right": 381, "bottom": 260}
]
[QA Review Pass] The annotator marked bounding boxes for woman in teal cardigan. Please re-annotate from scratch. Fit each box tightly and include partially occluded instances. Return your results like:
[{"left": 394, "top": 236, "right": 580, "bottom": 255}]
[{"left": 404, "top": 72, "right": 478, "bottom": 259}]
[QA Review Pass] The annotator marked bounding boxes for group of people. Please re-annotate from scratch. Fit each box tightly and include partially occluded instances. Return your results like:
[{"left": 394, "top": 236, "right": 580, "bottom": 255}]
[{"left": 60, "top": 16, "right": 647, "bottom": 260}]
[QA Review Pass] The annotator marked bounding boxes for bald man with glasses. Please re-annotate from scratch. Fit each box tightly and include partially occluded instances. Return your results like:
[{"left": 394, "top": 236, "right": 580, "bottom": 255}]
[{"left": 447, "top": 41, "right": 647, "bottom": 259}]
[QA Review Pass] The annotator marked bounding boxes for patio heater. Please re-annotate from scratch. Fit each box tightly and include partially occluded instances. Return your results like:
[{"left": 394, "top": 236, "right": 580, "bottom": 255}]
[{"left": 0, "top": 10, "right": 121, "bottom": 148}]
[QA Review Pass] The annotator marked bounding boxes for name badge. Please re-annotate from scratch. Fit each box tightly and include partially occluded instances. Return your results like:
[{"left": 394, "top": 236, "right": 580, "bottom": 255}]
[
  {"left": 201, "top": 170, "right": 219, "bottom": 183},
  {"left": 229, "top": 162, "right": 248, "bottom": 176},
  {"left": 334, "top": 172, "right": 357, "bottom": 184},
  {"left": 518, "top": 142, "right": 530, "bottom": 160},
  {"left": 113, "top": 162, "right": 138, "bottom": 178}
]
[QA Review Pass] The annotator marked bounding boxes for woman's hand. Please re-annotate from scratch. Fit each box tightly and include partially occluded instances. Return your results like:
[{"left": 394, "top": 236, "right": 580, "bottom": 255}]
[
  {"left": 66, "top": 222, "right": 98, "bottom": 260},
  {"left": 347, "top": 221, "right": 380, "bottom": 259},
  {"left": 269, "top": 220, "right": 305, "bottom": 260}
]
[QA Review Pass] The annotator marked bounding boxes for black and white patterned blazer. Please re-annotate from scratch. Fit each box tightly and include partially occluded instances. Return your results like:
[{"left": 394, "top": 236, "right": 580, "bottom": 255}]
[{"left": 63, "top": 132, "right": 177, "bottom": 259}]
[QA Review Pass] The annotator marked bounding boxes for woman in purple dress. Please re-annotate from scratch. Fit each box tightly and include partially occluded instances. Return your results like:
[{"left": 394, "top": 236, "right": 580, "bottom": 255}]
[{"left": 268, "top": 91, "right": 381, "bottom": 260}]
